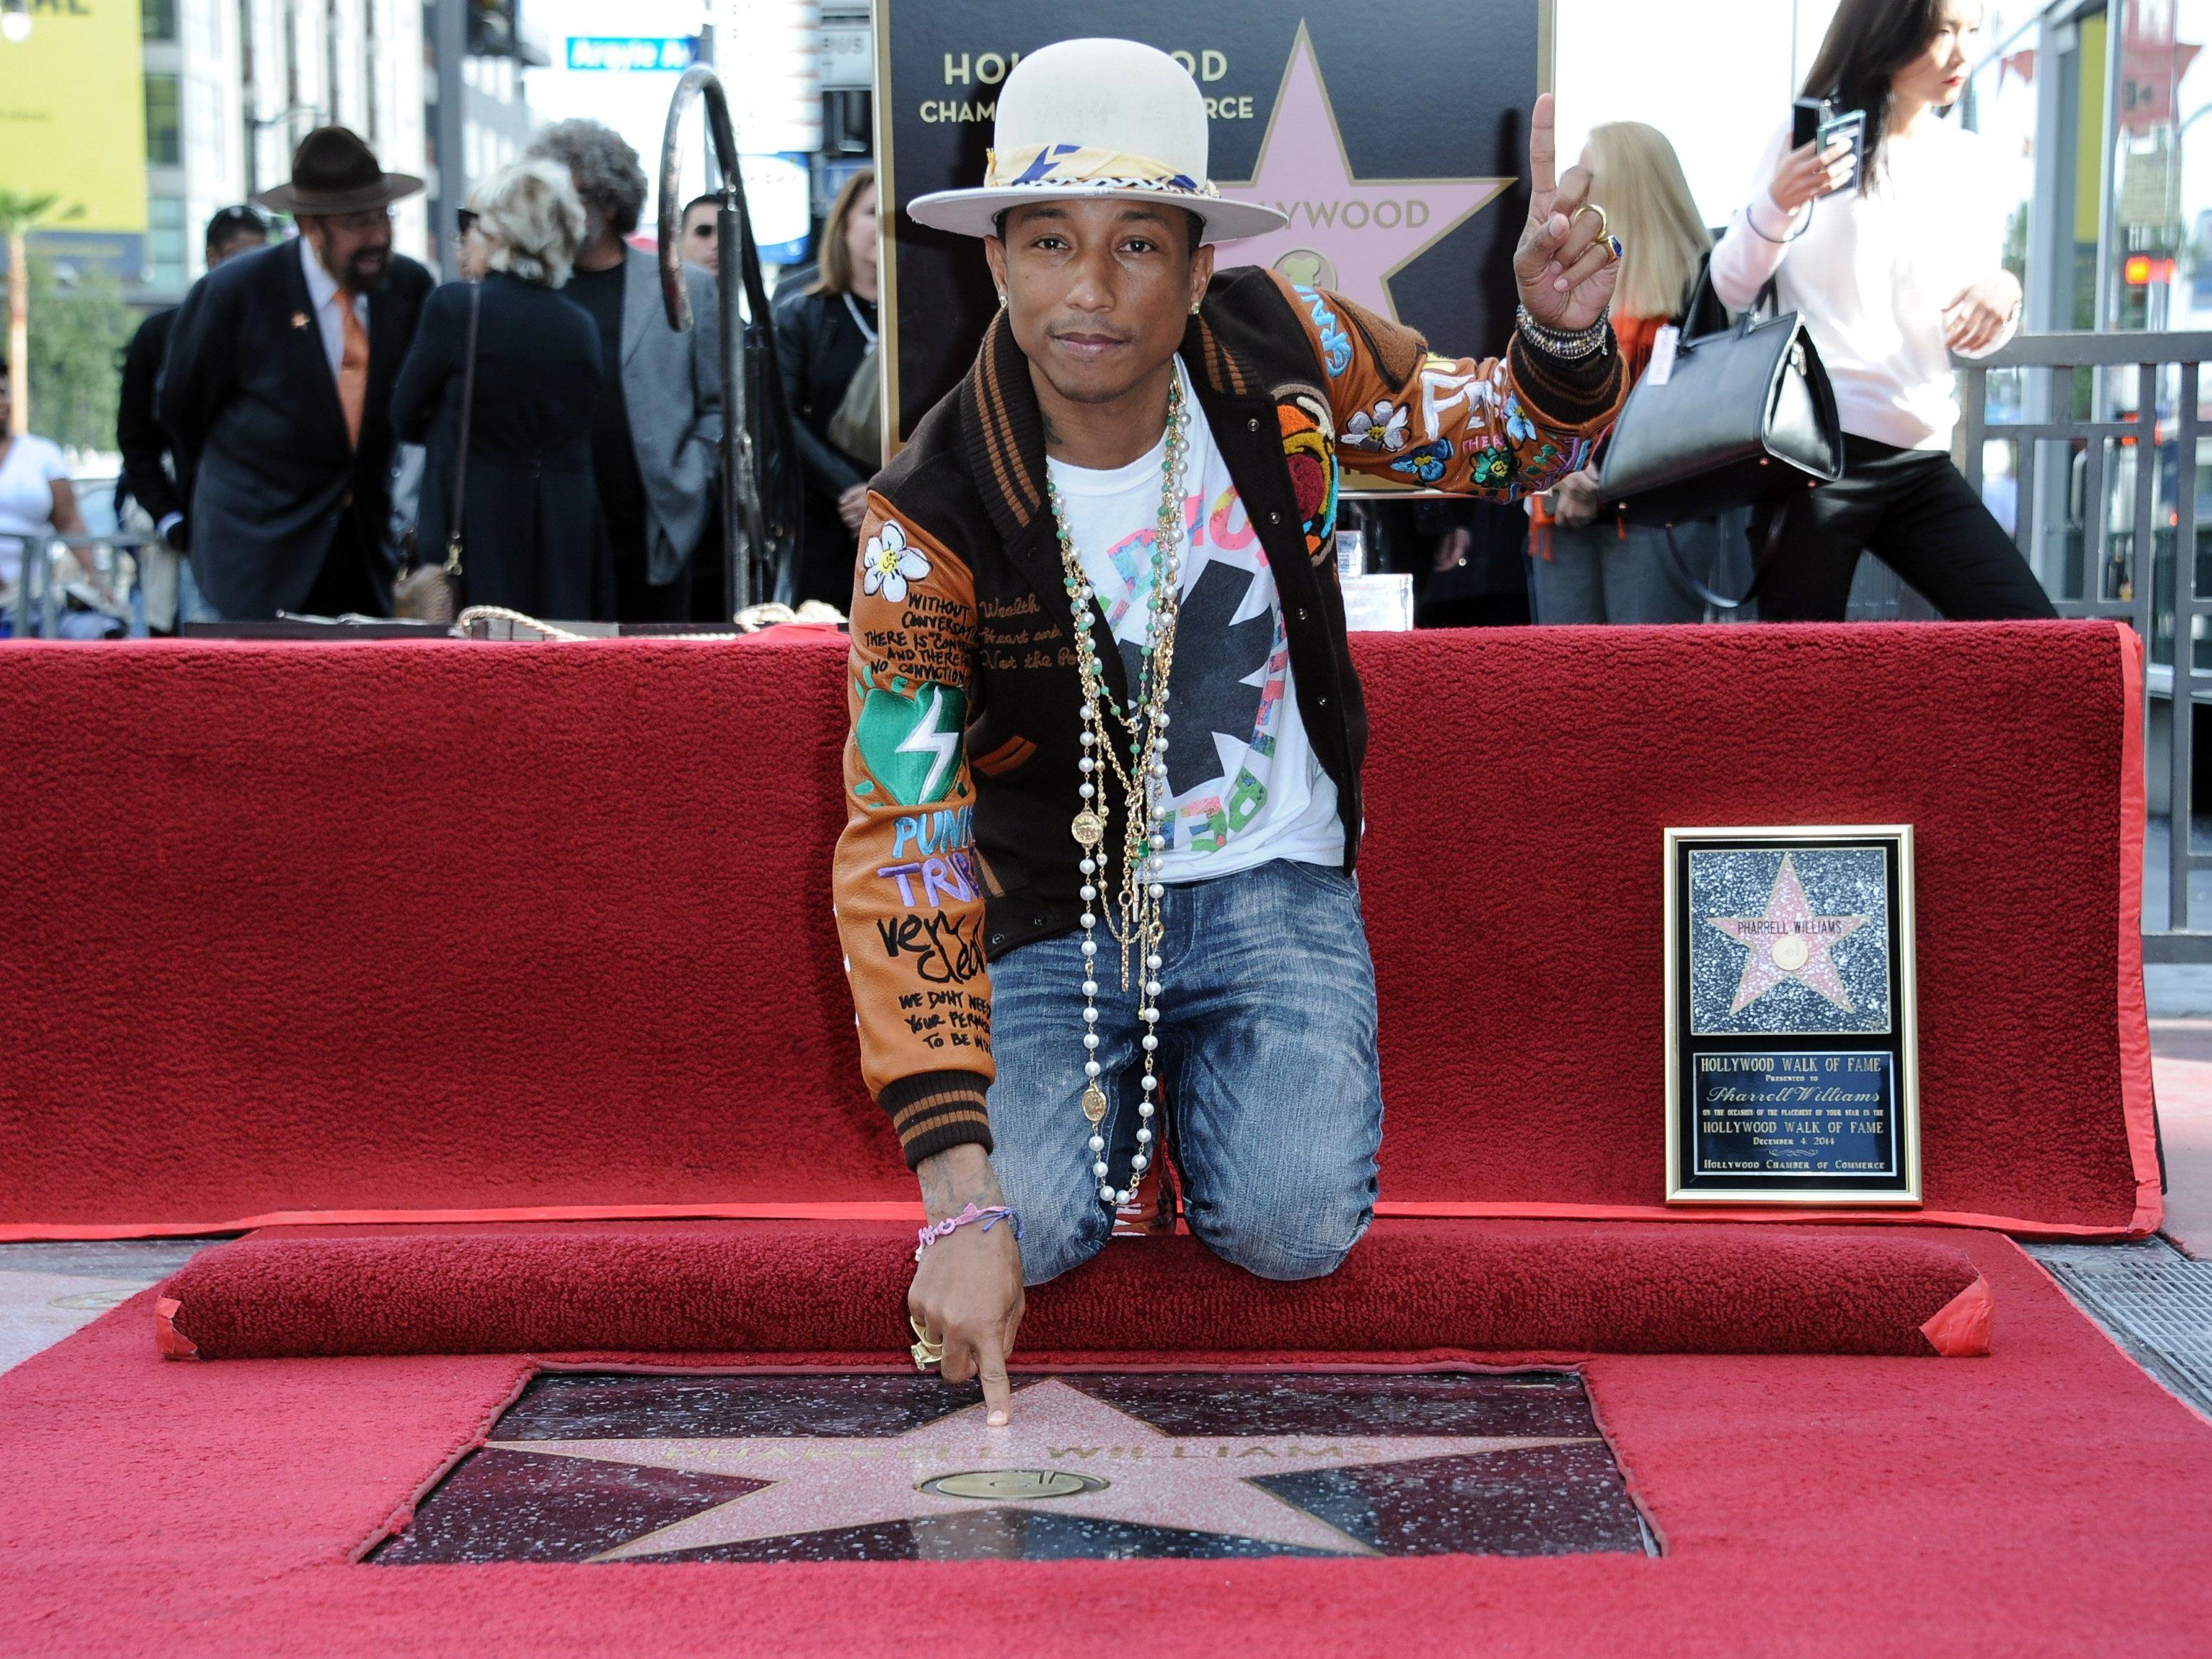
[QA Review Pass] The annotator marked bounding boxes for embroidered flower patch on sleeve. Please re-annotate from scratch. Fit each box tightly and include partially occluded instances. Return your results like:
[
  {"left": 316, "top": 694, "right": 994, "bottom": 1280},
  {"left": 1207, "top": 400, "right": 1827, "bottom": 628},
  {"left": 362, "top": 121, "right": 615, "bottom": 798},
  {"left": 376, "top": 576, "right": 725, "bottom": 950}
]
[
  {"left": 862, "top": 521, "right": 931, "bottom": 604},
  {"left": 1344, "top": 400, "right": 1409, "bottom": 452},
  {"left": 1389, "top": 440, "right": 1452, "bottom": 484},
  {"left": 1465, "top": 444, "right": 1514, "bottom": 488}
]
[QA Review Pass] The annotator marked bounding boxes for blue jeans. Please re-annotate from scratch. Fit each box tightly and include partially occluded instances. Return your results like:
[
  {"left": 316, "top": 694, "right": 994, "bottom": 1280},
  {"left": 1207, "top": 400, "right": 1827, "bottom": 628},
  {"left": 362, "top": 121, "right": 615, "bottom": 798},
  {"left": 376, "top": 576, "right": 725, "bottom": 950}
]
[
  {"left": 985, "top": 858, "right": 1383, "bottom": 1286},
  {"left": 1529, "top": 511, "right": 1749, "bottom": 623}
]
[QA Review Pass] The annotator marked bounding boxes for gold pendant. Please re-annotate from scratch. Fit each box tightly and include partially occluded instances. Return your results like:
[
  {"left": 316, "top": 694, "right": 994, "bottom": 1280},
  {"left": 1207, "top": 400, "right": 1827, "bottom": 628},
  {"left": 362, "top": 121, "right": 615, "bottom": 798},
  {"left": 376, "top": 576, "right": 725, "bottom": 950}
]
[
  {"left": 1080, "top": 1083, "right": 1108, "bottom": 1123},
  {"left": 1071, "top": 809, "right": 1105, "bottom": 848}
]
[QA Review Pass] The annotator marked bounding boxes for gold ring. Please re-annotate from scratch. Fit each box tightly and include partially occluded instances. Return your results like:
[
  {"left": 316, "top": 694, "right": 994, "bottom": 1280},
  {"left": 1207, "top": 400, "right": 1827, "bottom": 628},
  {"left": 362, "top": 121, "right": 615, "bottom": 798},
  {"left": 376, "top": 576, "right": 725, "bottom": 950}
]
[
  {"left": 909, "top": 1314, "right": 945, "bottom": 1371},
  {"left": 1572, "top": 202, "right": 1609, "bottom": 243}
]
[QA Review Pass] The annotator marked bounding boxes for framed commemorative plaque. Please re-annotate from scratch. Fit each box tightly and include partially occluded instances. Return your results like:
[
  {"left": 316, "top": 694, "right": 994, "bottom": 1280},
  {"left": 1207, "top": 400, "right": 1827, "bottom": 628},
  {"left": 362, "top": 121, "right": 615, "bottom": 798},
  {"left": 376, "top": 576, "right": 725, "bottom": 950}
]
[{"left": 1663, "top": 827, "right": 1921, "bottom": 1205}]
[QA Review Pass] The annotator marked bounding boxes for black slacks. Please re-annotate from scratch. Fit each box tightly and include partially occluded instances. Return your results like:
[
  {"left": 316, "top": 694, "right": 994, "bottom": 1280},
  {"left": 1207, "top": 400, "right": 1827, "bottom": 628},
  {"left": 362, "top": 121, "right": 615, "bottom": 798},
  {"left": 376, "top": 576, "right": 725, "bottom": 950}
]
[
  {"left": 296, "top": 507, "right": 390, "bottom": 619},
  {"left": 1755, "top": 435, "right": 2058, "bottom": 622},
  {"left": 607, "top": 521, "right": 694, "bottom": 624}
]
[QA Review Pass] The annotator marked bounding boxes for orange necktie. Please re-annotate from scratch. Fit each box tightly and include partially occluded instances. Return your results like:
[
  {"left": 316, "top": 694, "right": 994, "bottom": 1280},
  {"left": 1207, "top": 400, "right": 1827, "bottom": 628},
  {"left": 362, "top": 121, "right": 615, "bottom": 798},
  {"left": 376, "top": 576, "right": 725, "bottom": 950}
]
[{"left": 334, "top": 293, "right": 368, "bottom": 449}]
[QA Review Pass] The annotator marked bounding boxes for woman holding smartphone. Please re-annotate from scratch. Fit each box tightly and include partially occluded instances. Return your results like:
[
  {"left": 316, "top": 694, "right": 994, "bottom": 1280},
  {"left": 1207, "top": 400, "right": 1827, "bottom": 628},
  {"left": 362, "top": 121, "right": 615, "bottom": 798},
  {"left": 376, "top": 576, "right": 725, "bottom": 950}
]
[{"left": 1710, "top": 0, "right": 2054, "bottom": 620}]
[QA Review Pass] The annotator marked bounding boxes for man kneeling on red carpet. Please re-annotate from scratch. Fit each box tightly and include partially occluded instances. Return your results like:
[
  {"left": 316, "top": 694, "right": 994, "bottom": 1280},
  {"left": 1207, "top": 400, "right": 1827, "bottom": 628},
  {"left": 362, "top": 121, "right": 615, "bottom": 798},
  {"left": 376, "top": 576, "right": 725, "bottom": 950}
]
[{"left": 832, "top": 39, "right": 1626, "bottom": 1423}]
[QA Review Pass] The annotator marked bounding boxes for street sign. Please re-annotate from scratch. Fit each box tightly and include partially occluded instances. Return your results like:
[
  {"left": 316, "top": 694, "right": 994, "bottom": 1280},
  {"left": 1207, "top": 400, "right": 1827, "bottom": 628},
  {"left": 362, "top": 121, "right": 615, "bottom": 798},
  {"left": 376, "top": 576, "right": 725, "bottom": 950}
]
[
  {"left": 821, "top": 18, "right": 872, "bottom": 89},
  {"left": 741, "top": 152, "right": 813, "bottom": 266},
  {"left": 565, "top": 37, "right": 697, "bottom": 72}
]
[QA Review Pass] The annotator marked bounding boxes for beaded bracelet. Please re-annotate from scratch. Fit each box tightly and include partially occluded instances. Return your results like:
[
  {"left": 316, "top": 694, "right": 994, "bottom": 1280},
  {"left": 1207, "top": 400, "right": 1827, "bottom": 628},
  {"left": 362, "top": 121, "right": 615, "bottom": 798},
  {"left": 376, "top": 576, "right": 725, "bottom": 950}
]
[
  {"left": 1515, "top": 303, "right": 1611, "bottom": 362},
  {"left": 913, "top": 1202, "right": 1024, "bottom": 1261}
]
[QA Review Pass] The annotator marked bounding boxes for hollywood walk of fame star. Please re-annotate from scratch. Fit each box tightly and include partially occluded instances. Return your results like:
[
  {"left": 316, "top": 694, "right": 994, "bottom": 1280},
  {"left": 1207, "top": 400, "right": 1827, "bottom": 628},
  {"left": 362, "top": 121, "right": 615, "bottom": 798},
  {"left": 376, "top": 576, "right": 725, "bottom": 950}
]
[
  {"left": 1215, "top": 24, "right": 1513, "bottom": 321},
  {"left": 494, "top": 1378, "right": 1596, "bottom": 1560},
  {"left": 1709, "top": 853, "right": 1870, "bottom": 1015}
]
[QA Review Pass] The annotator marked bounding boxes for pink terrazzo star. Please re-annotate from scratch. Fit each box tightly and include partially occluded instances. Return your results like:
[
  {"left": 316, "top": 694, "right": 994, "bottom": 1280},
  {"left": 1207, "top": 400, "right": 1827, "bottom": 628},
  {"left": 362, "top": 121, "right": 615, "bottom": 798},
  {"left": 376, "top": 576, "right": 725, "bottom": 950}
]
[
  {"left": 1709, "top": 853, "right": 1870, "bottom": 1015},
  {"left": 1215, "top": 24, "right": 1512, "bottom": 321},
  {"left": 499, "top": 1378, "right": 1594, "bottom": 1559}
]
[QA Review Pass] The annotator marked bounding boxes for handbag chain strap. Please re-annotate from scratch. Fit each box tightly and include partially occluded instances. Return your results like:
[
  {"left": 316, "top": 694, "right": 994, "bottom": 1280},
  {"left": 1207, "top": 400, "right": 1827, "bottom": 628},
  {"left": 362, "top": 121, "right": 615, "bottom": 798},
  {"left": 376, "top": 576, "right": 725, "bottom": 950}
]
[
  {"left": 842, "top": 290, "right": 878, "bottom": 347},
  {"left": 444, "top": 278, "right": 484, "bottom": 579}
]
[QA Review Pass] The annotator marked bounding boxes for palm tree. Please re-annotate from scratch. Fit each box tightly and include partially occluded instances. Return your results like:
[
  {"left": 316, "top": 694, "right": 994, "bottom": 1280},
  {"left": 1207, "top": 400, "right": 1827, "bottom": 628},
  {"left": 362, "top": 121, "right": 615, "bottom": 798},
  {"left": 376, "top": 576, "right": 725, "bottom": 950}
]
[{"left": 0, "top": 191, "right": 85, "bottom": 435}]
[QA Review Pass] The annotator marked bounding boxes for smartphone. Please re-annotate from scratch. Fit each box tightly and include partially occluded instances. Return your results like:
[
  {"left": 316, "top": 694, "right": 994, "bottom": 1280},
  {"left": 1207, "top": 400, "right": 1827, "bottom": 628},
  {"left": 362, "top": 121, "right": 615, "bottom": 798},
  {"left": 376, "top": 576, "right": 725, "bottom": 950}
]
[{"left": 1792, "top": 96, "right": 1866, "bottom": 196}]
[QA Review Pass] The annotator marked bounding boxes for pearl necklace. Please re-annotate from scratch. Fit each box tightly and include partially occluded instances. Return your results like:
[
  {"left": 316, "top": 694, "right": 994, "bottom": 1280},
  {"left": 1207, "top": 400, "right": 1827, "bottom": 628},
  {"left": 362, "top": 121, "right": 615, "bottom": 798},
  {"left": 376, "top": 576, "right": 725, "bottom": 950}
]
[{"left": 1049, "top": 370, "right": 1191, "bottom": 1209}]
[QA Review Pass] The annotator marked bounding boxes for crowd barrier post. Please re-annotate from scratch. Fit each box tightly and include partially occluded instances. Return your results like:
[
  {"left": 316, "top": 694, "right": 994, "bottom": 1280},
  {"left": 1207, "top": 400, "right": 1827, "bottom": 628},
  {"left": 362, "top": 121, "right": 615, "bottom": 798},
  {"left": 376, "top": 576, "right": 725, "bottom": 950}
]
[{"left": 1961, "top": 329, "right": 2212, "bottom": 959}]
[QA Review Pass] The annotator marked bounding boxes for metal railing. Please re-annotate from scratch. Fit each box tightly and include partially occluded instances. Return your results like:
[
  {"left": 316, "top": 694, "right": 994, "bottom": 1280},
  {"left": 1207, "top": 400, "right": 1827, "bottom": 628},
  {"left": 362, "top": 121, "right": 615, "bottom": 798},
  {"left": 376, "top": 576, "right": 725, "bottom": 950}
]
[
  {"left": 1958, "top": 329, "right": 2212, "bottom": 960},
  {"left": 2, "top": 532, "right": 146, "bottom": 640}
]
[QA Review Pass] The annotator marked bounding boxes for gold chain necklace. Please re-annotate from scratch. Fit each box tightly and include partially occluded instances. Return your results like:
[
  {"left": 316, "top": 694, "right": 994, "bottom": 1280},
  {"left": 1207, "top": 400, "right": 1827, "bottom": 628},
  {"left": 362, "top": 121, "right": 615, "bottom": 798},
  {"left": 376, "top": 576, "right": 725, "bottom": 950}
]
[{"left": 1049, "top": 370, "right": 1191, "bottom": 1208}]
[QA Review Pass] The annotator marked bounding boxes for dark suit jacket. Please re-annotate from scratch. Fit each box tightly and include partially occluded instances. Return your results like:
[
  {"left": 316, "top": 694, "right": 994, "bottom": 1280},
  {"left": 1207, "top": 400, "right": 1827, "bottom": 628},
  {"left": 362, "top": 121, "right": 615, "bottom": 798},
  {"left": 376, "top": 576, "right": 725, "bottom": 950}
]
[
  {"left": 391, "top": 273, "right": 604, "bottom": 618},
  {"left": 157, "top": 239, "right": 433, "bottom": 618},
  {"left": 116, "top": 306, "right": 185, "bottom": 529},
  {"left": 772, "top": 284, "right": 873, "bottom": 606}
]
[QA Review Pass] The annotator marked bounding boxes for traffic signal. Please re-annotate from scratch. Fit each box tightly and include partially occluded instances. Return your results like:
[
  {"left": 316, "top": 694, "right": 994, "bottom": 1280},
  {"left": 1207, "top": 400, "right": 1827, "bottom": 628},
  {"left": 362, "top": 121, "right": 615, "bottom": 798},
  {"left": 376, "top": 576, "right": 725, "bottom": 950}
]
[{"left": 467, "top": 0, "right": 517, "bottom": 56}]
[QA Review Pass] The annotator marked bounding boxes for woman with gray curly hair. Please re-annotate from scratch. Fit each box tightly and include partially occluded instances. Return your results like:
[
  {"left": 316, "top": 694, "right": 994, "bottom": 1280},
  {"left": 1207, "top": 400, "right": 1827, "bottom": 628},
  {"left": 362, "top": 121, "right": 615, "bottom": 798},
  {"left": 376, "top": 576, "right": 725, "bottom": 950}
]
[
  {"left": 528, "top": 118, "right": 648, "bottom": 240},
  {"left": 527, "top": 118, "right": 723, "bottom": 623},
  {"left": 390, "top": 160, "right": 607, "bottom": 617}
]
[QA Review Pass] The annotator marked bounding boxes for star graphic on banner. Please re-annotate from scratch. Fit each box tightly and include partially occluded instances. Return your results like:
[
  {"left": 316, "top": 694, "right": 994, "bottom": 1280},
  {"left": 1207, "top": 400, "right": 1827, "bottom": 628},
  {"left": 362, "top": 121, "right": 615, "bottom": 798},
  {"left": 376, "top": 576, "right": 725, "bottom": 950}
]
[
  {"left": 494, "top": 1379, "right": 1594, "bottom": 1560},
  {"left": 1708, "top": 853, "right": 1871, "bottom": 1015},
  {"left": 1215, "top": 23, "right": 1515, "bottom": 321}
]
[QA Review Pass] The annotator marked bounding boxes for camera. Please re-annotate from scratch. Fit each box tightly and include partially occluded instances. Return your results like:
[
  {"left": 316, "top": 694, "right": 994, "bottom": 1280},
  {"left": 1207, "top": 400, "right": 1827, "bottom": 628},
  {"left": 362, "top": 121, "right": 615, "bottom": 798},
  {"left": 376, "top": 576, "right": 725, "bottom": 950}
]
[{"left": 1792, "top": 97, "right": 1866, "bottom": 197}]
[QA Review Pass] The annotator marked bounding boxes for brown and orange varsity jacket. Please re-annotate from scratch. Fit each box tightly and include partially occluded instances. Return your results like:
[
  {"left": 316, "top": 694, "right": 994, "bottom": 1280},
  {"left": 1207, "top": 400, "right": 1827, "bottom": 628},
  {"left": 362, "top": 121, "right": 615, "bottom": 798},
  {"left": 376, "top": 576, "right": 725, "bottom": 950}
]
[{"left": 834, "top": 268, "right": 1625, "bottom": 1168}]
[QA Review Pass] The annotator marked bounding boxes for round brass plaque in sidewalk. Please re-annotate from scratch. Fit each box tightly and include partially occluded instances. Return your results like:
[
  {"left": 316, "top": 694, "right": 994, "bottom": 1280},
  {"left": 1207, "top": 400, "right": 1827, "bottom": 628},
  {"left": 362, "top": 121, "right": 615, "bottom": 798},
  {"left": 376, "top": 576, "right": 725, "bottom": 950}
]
[{"left": 918, "top": 1469, "right": 1108, "bottom": 1501}]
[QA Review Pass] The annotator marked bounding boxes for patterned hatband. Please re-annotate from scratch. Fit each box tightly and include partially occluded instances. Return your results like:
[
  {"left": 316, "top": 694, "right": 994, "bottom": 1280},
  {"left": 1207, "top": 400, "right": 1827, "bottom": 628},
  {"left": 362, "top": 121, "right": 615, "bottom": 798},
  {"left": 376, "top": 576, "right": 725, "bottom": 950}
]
[{"left": 983, "top": 142, "right": 1223, "bottom": 202}]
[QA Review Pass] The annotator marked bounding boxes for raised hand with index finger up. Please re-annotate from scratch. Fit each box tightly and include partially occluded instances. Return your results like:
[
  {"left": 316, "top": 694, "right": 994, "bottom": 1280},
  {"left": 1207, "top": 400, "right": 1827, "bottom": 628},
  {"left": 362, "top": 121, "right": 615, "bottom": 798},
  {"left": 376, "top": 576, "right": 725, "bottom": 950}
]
[{"left": 1512, "top": 94, "right": 1620, "bottom": 336}]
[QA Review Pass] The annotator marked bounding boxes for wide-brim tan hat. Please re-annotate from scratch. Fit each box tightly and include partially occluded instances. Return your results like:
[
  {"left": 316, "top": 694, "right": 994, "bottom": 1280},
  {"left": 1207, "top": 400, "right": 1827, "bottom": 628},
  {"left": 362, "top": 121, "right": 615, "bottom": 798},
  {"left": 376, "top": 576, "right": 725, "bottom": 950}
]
[
  {"left": 907, "top": 38, "right": 1287, "bottom": 244},
  {"left": 251, "top": 125, "right": 425, "bottom": 217}
]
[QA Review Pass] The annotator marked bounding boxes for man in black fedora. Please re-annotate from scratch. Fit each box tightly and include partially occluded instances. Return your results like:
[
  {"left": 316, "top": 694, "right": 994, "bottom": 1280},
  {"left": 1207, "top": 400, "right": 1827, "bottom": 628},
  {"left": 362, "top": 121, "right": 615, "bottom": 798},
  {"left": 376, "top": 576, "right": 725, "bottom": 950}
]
[{"left": 159, "top": 127, "right": 435, "bottom": 619}]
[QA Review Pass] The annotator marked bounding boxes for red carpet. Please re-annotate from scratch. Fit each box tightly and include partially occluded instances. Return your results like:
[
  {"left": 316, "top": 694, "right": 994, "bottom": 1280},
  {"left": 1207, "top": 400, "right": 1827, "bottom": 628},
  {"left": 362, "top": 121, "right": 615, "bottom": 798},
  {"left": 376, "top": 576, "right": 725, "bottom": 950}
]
[
  {"left": 152, "top": 1219, "right": 1993, "bottom": 1361},
  {"left": 0, "top": 1232, "right": 2204, "bottom": 1654},
  {"left": 0, "top": 623, "right": 2155, "bottom": 1238}
]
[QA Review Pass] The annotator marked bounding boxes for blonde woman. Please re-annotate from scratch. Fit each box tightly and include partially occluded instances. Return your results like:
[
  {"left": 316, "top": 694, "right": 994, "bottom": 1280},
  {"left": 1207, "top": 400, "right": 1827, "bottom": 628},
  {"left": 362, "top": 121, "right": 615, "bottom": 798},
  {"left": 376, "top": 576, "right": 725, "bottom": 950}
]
[
  {"left": 773, "top": 167, "right": 881, "bottom": 603},
  {"left": 1532, "top": 122, "right": 1728, "bottom": 623},
  {"left": 391, "top": 160, "right": 606, "bottom": 618}
]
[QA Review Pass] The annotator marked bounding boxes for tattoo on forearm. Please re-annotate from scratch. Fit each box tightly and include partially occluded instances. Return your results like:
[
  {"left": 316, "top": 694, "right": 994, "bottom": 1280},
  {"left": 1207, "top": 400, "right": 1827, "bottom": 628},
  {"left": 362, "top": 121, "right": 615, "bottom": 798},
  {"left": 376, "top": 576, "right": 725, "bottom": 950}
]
[{"left": 917, "top": 1147, "right": 1004, "bottom": 1221}]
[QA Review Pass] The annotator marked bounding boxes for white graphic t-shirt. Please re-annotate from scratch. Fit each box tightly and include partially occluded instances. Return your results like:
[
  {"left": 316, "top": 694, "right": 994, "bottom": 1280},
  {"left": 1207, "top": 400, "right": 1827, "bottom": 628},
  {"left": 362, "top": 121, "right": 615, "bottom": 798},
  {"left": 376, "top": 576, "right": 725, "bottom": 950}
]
[{"left": 1045, "top": 358, "right": 1344, "bottom": 884}]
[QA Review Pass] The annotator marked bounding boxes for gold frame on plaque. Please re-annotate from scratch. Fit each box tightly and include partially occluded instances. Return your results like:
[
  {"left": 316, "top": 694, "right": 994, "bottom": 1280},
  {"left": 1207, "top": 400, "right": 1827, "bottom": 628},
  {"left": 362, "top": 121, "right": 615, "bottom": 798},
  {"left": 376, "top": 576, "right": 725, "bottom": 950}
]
[{"left": 1662, "top": 825, "right": 1921, "bottom": 1206}]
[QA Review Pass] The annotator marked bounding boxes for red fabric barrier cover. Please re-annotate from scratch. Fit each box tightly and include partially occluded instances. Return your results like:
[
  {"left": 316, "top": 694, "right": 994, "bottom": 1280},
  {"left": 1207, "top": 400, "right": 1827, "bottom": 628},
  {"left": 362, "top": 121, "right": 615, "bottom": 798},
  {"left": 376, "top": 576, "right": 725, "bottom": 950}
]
[
  {"left": 0, "top": 1234, "right": 2205, "bottom": 1653},
  {"left": 152, "top": 1219, "right": 1990, "bottom": 1361},
  {"left": 0, "top": 623, "right": 2154, "bottom": 1237}
]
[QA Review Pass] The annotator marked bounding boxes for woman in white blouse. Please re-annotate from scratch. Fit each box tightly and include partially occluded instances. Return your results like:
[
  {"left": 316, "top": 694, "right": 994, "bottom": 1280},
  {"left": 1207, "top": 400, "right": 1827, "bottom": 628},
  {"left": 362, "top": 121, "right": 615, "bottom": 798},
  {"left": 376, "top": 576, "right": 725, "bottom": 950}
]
[
  {"left": 1710, "top": 0, "right": 2056, "bottom": 621},
  {"left": 0, "top": 363, "right": 90, "bottom": 629}
]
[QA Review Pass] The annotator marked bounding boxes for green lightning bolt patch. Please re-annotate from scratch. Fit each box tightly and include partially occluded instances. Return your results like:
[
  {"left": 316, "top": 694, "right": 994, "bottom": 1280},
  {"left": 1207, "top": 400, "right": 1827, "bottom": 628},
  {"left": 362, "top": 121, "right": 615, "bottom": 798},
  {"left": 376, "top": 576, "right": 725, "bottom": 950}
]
[{"left": 854, "top": 682, "right": 967, "bottom": 807}]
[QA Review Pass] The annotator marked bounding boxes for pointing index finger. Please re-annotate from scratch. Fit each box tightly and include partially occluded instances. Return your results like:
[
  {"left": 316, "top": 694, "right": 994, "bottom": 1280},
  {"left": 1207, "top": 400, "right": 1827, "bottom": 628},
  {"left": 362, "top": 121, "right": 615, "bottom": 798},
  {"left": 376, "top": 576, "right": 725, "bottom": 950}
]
[
  {"left": 1530, "top": 93, "right": 1557, "bottom": 201},
  {"left": 975, "top": 1331, "right": 1013, "bottom": 1427}
]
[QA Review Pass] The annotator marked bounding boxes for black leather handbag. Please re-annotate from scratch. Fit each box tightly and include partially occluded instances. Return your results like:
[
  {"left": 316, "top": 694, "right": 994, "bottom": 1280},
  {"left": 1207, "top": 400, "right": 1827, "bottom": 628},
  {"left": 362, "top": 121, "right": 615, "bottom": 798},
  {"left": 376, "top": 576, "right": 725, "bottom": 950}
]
[{"left": 1596, "top": 272, "right": 1844, "bottom": 604}]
